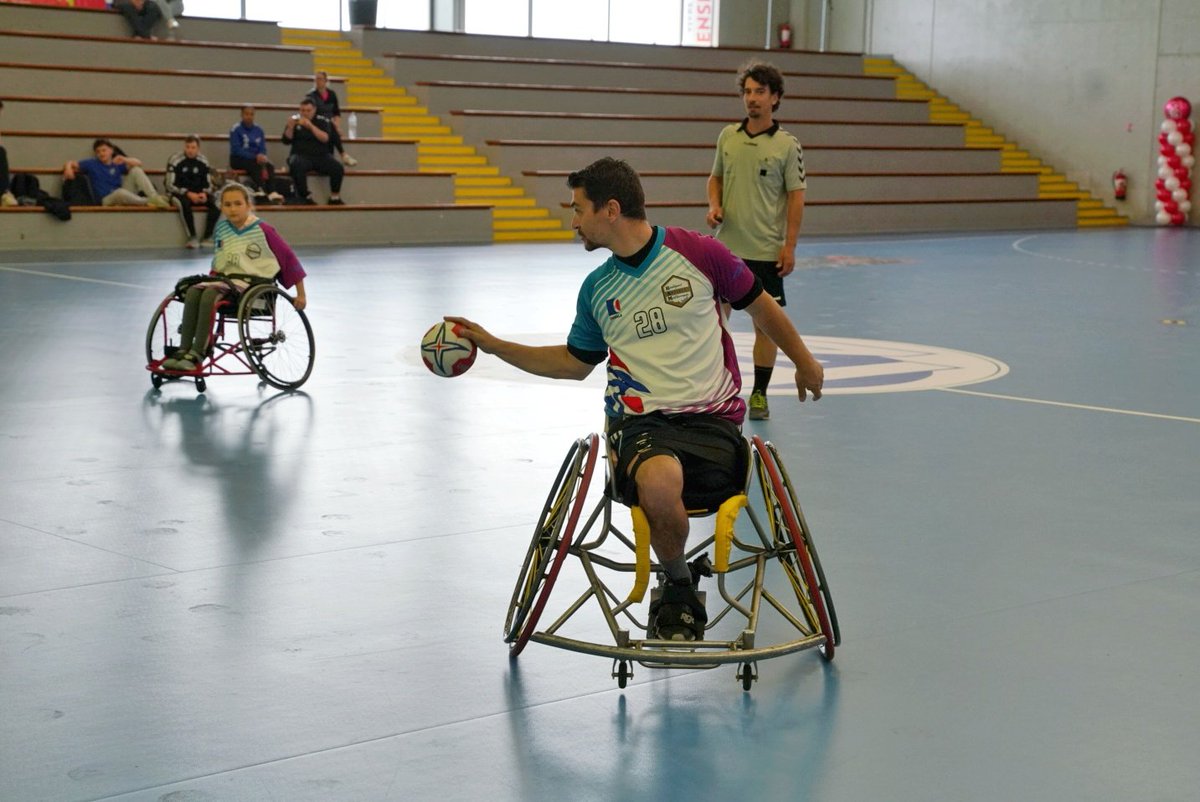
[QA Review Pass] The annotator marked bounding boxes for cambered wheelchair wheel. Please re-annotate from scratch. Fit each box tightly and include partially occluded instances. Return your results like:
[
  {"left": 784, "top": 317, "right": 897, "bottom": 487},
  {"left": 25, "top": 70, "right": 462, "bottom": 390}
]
[
  {"left": 236, "top": 284, "right": 315, "bottom": 390},
  {"left": 504, "top": 433, "right": 599, "bottom": 657},
  {"left": 145, "top": 294, "right": 184, "bottom": 387},
  {"left": 752, "top": 435, "right": 841, "bottom": 660}
]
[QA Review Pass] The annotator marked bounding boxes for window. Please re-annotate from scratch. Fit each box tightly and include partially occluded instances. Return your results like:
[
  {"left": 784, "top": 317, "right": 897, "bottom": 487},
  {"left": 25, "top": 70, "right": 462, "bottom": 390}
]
[
  {"left": 184, "top": 0, "right": 242, "bottom": 19},
  {"left": 464, "top": 0, "right": 529, "bottom": 37},
  {"left": 180, "top": 0, "right": 706, "bottom": 41},
  {"left": 244, "top": 0, "right": 340, "bottom": 28},
  {"left": 378, "top": 0, "right": 431, "bottom": 30},
  {"left": 531, "top": 0, "right": 609, "bottom": 41},
  {"left": 609, "top": 0, "right": 682, "bottom": 45}
]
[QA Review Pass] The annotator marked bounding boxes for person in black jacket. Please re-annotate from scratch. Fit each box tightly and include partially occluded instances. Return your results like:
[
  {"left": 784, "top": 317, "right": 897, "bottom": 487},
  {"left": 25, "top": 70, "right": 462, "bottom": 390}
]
[
  {"left": 0, "top": 99, "right": 13, "bottom": 207},
  {"left": 306, "top": 71, "right": 357, "bottom": 166},
  {"left": 281, "top": 98, "right": 344, "bottom": 205},
  {"left": 165, "top": 135, "right": 219, "bottom": 248}
]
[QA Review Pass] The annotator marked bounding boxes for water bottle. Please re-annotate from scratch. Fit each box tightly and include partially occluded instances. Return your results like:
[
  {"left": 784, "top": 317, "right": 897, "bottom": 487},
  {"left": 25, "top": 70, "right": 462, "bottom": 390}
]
[{"left": 347, "top": 112, "right": 358, "bottom": 139}]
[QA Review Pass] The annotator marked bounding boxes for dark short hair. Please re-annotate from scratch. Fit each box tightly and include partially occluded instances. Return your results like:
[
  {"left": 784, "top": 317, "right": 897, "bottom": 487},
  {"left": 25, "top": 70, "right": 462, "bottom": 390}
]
[
  {"left": 738, "top": 60, "right": 785, "bottom": 111},
  {"left": 566, "top": 157, "right": 646, "bottom": 220},
  {"left": 184, "top": 134, "right": 201, "bottom": 146},
  {"left": 299, "top": 98, "right": 316, "bottom": 107},
  {"left": 92, "top": 137, "right": 114, "bottom": 152},
  {"left": 241, "top": 104, "right": 255, "bottom": 114}
]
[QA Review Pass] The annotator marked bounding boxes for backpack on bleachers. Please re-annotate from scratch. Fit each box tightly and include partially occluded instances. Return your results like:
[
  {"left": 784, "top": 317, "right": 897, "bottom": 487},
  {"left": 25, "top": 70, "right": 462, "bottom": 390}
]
[
  {"left": 10, "top": 174, "right": 72, "bottom": 221},
  {"left": 62, "top": 174, "right": 97, "bottom": 207},
  {"left": 269, "top": 175, "right": 295, "bottom": 203},
  {"left": 10, "top": 173, "right": 43, "bottom": 206}
]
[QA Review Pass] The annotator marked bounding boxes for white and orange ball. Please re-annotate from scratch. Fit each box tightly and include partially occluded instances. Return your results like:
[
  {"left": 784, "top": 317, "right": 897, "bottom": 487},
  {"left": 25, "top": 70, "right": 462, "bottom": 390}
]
[{"left": 421, "top": 321, "right": 477, "bottom": 377}]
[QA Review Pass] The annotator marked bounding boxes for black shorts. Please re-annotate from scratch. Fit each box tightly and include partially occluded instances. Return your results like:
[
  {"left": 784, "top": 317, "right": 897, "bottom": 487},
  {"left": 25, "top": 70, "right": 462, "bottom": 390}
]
[
  {"left": 606, "top": 412, "right": 747, "bottom": 510},
  {"left": 744, "top": 259, "right": 786, "bottom": 306}
]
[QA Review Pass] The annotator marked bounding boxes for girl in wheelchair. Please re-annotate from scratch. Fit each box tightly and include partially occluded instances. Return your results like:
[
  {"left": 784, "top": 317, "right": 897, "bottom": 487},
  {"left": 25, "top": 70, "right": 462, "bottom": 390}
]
[{"left": 160, "top": 183, "right": 307, "bottom": 372}]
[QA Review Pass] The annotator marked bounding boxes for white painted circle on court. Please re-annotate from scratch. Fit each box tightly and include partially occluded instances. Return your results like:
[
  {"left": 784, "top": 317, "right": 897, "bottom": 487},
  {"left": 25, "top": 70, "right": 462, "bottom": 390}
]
[{"left": 733, "top": 333, "right": 1009, "bottom": 395}]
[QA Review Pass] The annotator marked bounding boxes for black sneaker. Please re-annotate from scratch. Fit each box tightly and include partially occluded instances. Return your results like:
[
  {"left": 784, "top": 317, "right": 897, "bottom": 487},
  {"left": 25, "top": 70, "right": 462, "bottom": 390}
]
[{"left": 648, "top": 577, "right": 707, "bottom": 641}]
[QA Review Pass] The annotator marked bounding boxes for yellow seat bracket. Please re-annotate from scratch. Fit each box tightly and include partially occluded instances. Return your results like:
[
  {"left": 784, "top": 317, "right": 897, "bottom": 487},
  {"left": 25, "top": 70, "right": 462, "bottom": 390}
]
[
  {"left": 713, "top": 494, "right": 748, "bottom": 572},
  {"left": 625, "top": 506, "right": 651, "bottom": 604}
]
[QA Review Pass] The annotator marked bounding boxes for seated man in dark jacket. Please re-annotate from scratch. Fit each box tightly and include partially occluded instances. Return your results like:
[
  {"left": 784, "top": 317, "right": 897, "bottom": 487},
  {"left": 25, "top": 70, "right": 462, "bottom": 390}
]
[
  {"left": 0, "top": 99, "right": 14, "bottom": 207},
  {"left": 281, "top": 98, "right": 344, "bottom": 205}
]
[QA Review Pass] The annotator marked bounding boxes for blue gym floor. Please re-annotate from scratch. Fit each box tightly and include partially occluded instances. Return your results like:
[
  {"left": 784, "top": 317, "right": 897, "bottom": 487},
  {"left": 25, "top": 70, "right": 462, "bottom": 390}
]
[{"left": 1, "top": 227, "right": 1197, "bottom": 801}]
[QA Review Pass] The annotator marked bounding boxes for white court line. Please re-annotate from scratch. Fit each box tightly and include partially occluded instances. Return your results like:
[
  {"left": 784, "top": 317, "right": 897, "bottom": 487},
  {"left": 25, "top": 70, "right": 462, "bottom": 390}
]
[
  {"left": 938, "top": 387, "right": 1200, "bottom": 424},
  {"left": 0, "top": 265, "right": 152, "bottom": 289}
]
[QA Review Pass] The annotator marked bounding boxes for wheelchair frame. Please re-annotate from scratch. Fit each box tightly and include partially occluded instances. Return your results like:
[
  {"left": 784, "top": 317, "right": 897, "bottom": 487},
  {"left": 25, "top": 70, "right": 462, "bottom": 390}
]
[
  {"left": 504, "top": 432, "right": 840, "bottom": 690},
  {"left": 145, "top": 278, "right": 315, "bottom": 393}
]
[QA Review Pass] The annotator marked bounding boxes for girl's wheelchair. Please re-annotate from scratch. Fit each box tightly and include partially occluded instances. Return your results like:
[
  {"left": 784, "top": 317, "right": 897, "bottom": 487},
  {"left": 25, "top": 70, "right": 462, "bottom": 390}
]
[
  {"left": 504, "top": 431, "right": 840, "bottom": 690},
  {"left": 145, "top": 276, "right": 314, "bottom": 393}
]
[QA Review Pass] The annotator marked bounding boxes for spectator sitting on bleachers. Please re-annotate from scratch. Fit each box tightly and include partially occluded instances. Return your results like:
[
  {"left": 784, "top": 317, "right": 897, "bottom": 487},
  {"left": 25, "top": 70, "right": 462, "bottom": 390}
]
[
  {"left": 165, "top": 135, "right": 219, "bottom": 249},
  {"left": 113, "top": 0, "right": 163, "bottom": 39},
  {"left": 62, "top": 138, "right": 172, "bottom": 208},
  {"left": 282, "top": 98, "right": 345, "bottom": 206},
  {"left": 0, "top": 99, "right": 14, "bottom": 207},
  {"left": 306, "top": 71, "right": 357, "bottom": 167},
  {"left": 229, "top": 105, "right": 283, "bottom": 204}
]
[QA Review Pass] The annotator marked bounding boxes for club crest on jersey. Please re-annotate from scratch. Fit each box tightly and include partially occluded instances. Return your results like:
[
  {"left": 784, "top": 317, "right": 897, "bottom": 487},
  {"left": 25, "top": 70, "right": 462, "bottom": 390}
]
[
  {"left": 661, "top": 275, "right": 693, "bottom": 308},
  {"left": 605, "top": 298, "right": 622, "bottom": 318}
]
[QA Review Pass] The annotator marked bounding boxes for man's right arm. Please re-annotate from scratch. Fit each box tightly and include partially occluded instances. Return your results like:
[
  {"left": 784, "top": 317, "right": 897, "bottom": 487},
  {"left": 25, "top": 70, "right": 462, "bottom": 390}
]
[
  {"left": 706, "top": 175, "right": 724, "bottom": 228},
  {"left": 443, "top": 316, "right": 595, "bottom": 381}
]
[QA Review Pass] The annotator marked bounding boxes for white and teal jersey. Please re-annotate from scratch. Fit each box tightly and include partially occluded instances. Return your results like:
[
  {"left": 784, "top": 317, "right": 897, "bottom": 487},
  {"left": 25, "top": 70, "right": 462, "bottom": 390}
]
[
  {"left": 711, "top": 120, "right": 806, "bottom": 262},
  {"left": 568, "top": 226, "right": 759, "bottom": 423},
  {"left": 211, "top": 218, "right": 282, "bottom": 280}
]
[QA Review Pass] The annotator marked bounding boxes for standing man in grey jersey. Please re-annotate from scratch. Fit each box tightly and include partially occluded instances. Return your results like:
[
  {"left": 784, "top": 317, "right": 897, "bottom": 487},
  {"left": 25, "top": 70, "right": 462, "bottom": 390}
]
[{"left": 707, "top": 61, "right": 807, "bottom": 421}]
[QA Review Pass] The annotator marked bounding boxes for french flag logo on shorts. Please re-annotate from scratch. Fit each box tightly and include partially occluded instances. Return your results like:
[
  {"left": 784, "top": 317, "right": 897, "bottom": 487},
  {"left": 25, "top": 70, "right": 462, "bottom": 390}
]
[{"left": 605, "top": 298, "right": 622, "bottom": 319}]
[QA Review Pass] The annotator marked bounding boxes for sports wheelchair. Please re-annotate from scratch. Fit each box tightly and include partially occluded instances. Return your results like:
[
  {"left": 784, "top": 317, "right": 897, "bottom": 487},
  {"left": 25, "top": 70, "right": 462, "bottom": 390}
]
[
  {"left": 504, "top": 432, "right": 840, "bottom": 690},
  {"left": 145, "top": 276, "right": 314, "bottom": 393}
]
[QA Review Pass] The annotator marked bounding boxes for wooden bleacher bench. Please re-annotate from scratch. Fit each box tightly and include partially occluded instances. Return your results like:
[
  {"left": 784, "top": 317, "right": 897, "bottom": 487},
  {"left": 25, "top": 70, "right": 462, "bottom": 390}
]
[
  {"left": 412, "top": 79, "right": 930, "bottom": 122},
  {"left": 0, "top": 2, "right": 285, "bottom": 45},
  {"left": 12, "top": 166, "right": 457, "bottom": 206},
  {"left": 366, "top": 27, "right": 867, "bottom": 73},
  {"left": 1, "top": 94, "right": 384, "bottom": 139},
  {"left": 0, "top": 29, "right": 314, "bottom": 74},
  {"left": 450, "top": 109, "right": 961, "bottom": 149},
  {"left": 385, "top": 52, "right": 897, "bottom": 98},
  {"left": 4, "top": 130, "right": 419, "bottom": 173},
  {"left": 0, "top": 203, "right": 496, "bottom": 249},
  {"left": 0, "top": 61, "right": 347, "bottom": 107}
]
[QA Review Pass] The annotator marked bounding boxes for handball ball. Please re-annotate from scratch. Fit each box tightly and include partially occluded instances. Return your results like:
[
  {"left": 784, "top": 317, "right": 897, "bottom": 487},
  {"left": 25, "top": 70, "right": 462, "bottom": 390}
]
[
  {"left": 421, "top": 321, "right": 477, "bottom": 377},
  {"left": 1164, "top": 96, "right": 1192, "bottom": 121}
]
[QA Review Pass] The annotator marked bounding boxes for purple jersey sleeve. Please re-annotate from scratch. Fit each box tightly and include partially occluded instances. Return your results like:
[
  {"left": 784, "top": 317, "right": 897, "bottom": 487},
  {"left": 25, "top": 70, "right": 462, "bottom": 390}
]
[
  {"left": 260, "top": 222, "right": 306, "bottom": 289},
  {"left": 662, "top": 227, "right": 756, "bottom": 304}
]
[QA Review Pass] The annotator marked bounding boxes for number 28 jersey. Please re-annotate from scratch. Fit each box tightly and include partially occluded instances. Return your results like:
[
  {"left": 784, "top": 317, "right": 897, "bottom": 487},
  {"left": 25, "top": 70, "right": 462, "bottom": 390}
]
[{"left": 568, "top": 226, "right": 761, "bottom": 424}]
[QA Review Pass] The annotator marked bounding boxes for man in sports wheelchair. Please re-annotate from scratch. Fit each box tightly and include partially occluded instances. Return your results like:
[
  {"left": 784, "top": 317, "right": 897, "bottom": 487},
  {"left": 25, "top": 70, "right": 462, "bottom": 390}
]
[
  {"left": 447, "top": 158, "right": 824, "bottom": 643},
  {"left": 147, "top": 183, "right": 313, "bottom": 392}
]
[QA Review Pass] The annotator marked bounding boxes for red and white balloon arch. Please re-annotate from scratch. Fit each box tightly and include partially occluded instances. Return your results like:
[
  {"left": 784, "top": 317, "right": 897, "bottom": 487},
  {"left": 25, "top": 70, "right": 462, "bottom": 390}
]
[{"left": 1156, "top": 96, "right": 1194, "bottom": 226}]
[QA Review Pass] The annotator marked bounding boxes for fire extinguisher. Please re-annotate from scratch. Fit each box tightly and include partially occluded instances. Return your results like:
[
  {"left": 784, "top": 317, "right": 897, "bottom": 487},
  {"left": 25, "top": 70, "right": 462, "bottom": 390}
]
[
  {"left": 1112, "top": 169, "right": 1127, "bottom": 200},
  {"left": 778, "top": 22, "right": 793, "bottom": 49}
]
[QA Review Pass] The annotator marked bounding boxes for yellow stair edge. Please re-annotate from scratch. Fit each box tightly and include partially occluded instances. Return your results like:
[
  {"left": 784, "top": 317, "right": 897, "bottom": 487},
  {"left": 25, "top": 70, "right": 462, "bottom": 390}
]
[
  {"left": 421, "top": 165, "right": 498, "bottom": 176},
  {"left": 456, "top": 177, "right": 512, "bottom": 187},
  {"left": 457, "top": 187, "right": 526, "bottom": 198},
  {"left": 494, "top": 230, "right": 577, "bottom": 242},
  {"left": 493, "top": 219, "right": 566, "bottom": 231},
  {"left": 420, "top": 156, "right": 489, "bottom": 167},
  {"left": 493, "top": 207, "right": 551, "bottom": 219},
  {"left": 419, "top": 144, "right": 476, "bottom": 153}
]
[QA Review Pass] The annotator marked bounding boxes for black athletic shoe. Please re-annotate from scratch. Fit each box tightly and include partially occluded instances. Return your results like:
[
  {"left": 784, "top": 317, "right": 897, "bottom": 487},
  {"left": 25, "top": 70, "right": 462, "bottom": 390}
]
[{"left": 648, "top": 578, "right": 707, "bottom": 641}]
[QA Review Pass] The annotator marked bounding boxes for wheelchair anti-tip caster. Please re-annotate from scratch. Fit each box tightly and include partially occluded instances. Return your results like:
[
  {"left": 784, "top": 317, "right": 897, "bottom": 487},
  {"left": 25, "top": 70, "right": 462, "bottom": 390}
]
[
  {"left": 737, "top": 662, "right": 758, "bottom": 691},
  {"left": 613, "top": 659, "right": 632, "bottom": 689}
]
